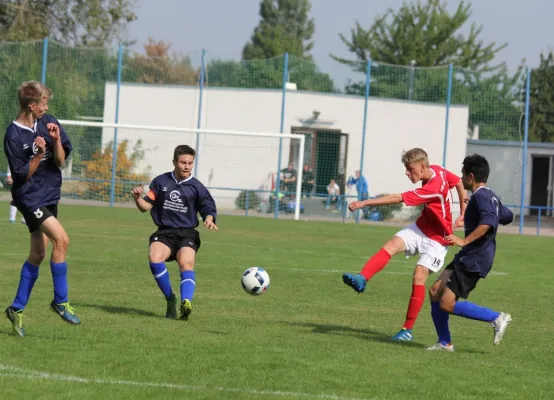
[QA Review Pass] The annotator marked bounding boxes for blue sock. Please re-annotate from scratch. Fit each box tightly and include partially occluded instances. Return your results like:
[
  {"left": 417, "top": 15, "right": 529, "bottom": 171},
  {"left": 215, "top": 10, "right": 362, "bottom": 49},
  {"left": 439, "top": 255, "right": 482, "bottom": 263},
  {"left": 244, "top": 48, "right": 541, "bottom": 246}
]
[
  {"left": 453, "top": 301, "right": 500, "bottom": 322},
  {"left": 431, "top": 302, "right": 451, "bottom": 345},
  {"left": 149, "top": 262, "right": 173, "bottom": 298},
  {"left": 180, "top": 270, "right": 196, "bottom": 302},
  {"left": 50, "top": 261, "right": 69, "bottom": 304},
  {"left": 12, "top": 261, "right": 40, "bottom": 310}
]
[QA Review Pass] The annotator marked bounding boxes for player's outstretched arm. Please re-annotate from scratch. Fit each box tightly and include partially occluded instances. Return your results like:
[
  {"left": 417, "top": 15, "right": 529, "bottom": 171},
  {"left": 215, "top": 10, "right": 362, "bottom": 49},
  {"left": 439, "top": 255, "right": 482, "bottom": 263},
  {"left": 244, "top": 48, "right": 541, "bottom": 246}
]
[
  {"left": 446, "top": 225, "right": 490, "bottom": 247},
  {"left": 348, "top": 193, "right": 403, "bottom": 212},
  {"left": 131, "top": 186, "right": 153, "bottom": 213}
]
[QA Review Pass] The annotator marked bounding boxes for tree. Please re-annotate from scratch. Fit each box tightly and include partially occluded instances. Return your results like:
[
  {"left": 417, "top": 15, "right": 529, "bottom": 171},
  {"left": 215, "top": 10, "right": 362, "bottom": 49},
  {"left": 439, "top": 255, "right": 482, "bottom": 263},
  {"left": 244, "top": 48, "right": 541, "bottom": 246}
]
[
  {"left": 0, "top": 0, "right": 137, "bottom": 46},
  {"left": 529, "top": 51, "right": 554, "bottom": 143},
  {"left": 206, "top": 56, "right": 335, "bottom": 93},
  {"left": 242, "top": 0, "right": 315, "bottom": 60},
  {"left": 332, "top": 0, "right": 506, "bottom": 72},
  {"left": 124, "top": 38, "right": 199, "bottom": 85}
]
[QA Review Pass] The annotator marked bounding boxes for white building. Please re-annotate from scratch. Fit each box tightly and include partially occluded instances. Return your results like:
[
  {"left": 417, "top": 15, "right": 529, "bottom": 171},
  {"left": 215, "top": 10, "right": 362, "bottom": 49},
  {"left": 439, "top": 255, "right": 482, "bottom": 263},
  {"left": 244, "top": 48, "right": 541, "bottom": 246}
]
[{"left": 102, "top": 83, "right": 469, "bottom": 209}]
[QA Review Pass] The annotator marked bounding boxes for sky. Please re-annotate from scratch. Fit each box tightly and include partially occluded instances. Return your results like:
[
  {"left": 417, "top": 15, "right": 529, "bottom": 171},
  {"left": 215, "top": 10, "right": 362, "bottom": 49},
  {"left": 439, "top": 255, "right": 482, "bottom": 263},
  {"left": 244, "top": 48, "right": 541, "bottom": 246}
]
[{"left": 128, "top": 0, "right": 553, "bottom": 87}]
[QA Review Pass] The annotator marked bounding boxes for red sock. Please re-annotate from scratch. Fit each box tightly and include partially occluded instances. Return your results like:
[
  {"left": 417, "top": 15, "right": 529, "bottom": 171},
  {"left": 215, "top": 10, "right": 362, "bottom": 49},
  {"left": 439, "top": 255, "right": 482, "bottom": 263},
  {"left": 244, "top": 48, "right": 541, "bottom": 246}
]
[
  {"left": 360, "top": 248, "right": 391, "bottom": 280},
  {"left": 403, "top": 284, "right": 426, "bottom": 330}
]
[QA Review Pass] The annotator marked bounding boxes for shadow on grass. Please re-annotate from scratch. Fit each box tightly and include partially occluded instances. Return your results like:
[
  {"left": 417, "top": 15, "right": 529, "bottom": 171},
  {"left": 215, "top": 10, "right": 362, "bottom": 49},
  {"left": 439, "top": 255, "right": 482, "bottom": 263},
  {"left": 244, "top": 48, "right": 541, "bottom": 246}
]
[
  {"left": 280, "top": 321, "right": 489, "bottom": 353},
  {"left": 279, "top": 321, "right": 427, "bottom": 348},
  {"left": 80, "top": 303, "right": 164, "bottom": 319}
]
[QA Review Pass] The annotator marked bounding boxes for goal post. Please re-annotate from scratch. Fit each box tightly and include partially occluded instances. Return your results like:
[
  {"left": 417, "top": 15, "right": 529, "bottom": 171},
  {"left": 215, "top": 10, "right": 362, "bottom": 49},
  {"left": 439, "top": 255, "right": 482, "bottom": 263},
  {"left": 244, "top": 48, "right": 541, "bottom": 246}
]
[{"left": 58, "top": 120, "right": 306, "bottom": 220}]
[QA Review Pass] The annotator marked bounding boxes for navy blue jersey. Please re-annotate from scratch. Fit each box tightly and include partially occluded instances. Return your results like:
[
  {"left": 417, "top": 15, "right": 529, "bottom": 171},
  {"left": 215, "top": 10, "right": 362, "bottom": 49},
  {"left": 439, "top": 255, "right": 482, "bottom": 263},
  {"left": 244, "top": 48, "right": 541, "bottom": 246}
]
[
  {"left": 3, "top": 115, "right": 72, "bottom": 210},
  {"left": 454, "top": 187, "right": 513, "bottom": 277},
  {"left": 144, "top": 172, "right": 217, "bottom": 229}
]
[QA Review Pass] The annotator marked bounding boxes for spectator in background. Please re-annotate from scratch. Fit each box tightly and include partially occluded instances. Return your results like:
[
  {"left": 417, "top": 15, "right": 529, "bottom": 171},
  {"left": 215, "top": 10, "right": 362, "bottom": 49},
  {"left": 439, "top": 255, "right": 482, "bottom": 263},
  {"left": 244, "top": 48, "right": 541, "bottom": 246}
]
[
  {"left": 280, "top": 163, "right": 297, "bottom": 197},
  {"left": 348, "top": 170, "right": 369, "bottom": 219},
  {"left": 301, "top": 164, "right": 315, "bottom": 198},
  {"left": 326, "top": 178, "right": 341, "bottom": 210}
]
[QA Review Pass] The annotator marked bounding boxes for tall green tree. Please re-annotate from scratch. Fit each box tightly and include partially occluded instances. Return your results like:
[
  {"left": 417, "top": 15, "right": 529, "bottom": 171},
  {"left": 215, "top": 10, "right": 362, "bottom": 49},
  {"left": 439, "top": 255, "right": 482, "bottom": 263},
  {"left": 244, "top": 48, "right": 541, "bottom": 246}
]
[
  {"left": 0, "top": 0, "right": 137, "bottom": 46},
  {"left": 529, "top": 51, "right": 554, "bottom": 143},
  {"left": 332, "top": 0, "right": 506, "bottom": 72},
  {"left": 242, "top": 0, "right": 315, "bottom": 60},
  {"left": 332, "top": 0, "right": 524, "bottom": 141}
]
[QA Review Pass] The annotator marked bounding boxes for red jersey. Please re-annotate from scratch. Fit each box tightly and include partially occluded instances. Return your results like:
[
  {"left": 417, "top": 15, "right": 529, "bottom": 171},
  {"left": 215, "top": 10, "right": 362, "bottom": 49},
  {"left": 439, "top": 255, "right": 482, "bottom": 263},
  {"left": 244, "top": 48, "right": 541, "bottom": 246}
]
[{"left": 401, "top": 165, "right": 460, "bottom": 246}]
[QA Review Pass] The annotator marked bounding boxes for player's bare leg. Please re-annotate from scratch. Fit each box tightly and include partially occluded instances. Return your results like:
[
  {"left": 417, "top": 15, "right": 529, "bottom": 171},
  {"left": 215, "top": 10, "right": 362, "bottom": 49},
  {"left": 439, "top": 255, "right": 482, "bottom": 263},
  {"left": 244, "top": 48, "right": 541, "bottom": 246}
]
[
  {"left": 342, "top": 235, "right": 406, "bottom": 293},
  {"left": 176, "top": 247, "right": 196, "bottom": 322},
  {"left": 149, "top": 242, "right": 177, "bottom": 319},
  {"left": 40, "top": 217, "right": 80, "bottom": 325}
]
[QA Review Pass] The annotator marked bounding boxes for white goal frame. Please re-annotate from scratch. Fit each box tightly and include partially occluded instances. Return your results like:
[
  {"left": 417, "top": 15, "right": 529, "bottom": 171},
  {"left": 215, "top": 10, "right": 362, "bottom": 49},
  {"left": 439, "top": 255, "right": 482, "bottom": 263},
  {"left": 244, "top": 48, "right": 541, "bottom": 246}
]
[{"left": 58, "top": 120, "right": 306, "bottom": 220}]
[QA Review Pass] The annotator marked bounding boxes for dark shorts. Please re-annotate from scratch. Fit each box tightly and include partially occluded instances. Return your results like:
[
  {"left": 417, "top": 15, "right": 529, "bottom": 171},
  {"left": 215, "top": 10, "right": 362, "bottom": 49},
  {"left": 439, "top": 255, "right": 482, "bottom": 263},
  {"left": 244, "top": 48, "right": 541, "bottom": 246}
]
[
  {"left": 148, "top": 228, "right": 201, "bottom": 262},
  {"left": 21, "top": 204, "right": 58, "bottom": 233},
  {"left": 445, "top": 261, "right": 481, "bottom": 299}
]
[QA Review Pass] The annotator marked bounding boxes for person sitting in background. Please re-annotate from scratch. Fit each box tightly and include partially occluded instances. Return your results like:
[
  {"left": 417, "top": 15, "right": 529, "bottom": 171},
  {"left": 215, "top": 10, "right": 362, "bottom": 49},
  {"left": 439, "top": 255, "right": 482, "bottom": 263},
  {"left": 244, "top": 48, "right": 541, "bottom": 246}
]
[
  {"left": 301, "top": 164, "right": 315, "bottom": 198},
  {"left": 326, "top": 178, "right": 341, "bottom": 210},
  {"left": 279, "top": 163, "right": 297, "bottom": 197}
]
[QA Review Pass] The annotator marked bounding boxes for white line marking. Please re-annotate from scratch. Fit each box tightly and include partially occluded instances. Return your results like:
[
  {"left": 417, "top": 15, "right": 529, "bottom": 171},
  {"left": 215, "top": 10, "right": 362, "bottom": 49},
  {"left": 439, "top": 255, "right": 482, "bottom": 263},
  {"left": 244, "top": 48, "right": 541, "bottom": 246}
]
[{"left": 0, "top": 364, "right": 373, "bottom": 400}]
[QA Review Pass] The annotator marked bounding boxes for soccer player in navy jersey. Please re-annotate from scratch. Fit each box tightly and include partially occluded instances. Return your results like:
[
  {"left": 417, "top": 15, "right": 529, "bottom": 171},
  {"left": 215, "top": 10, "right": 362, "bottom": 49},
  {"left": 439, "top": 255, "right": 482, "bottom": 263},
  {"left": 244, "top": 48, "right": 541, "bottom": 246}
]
[
  {"left": 426, "top": 154, "right": 513, "bottom": 351},
  {"left": 4, "top": 81, "right": 80, "bottom": 337},
  {"left": 132, "top": 145, "right": 218, "bottom": 322}
]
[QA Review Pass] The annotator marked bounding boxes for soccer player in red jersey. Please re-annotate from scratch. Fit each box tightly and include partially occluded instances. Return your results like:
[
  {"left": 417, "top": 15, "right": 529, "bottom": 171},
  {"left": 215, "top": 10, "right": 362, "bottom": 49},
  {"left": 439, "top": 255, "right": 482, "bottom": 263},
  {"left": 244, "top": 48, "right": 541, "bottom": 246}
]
[{"left": 343, "top": 148, "right": 468, "bottom": 341}]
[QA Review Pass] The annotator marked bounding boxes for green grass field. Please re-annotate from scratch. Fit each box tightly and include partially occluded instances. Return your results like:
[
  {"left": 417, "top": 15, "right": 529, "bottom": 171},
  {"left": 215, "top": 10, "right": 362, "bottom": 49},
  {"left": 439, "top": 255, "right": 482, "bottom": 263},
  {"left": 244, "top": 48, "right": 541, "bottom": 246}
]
[{"left": 0, "top": 203, "right": 553, "bottom": 400}]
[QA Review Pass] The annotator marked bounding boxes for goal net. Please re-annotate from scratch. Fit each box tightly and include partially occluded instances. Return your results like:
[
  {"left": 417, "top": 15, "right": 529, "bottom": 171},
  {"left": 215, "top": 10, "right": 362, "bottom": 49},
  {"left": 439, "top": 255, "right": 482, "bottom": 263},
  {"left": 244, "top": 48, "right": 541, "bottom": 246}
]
[{"left": 56, "top": 120, "right": 306, "bottom": 220}]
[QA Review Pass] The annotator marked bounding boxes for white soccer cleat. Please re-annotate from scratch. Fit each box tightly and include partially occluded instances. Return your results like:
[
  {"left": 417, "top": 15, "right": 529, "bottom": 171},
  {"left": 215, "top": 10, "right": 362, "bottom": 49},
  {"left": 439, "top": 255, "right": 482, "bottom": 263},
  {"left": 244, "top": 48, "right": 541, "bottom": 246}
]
[
  {"left": 491, "top": 312, "right": 512, "bottom": 345},
  {"left": 426, "top": 342, "right": 455, "bottom": 352}
]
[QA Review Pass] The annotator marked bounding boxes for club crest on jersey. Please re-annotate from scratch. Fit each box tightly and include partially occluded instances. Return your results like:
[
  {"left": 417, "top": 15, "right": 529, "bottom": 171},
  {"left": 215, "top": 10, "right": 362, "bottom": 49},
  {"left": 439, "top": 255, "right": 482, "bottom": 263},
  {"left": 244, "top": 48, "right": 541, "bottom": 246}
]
[
  {"left": 31, "top": 140, "right": 49, "bottom": 161},
  {"left": 169, "top": 190, "right": 182, "bottom": 203}
]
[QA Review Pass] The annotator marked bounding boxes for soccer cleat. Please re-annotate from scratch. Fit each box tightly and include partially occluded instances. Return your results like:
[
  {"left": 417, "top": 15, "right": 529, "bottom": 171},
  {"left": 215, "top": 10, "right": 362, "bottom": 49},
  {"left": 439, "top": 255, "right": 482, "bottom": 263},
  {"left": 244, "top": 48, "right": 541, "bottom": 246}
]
[
  {"left": 426, "top": 342, "right": 455, "bottom": 352},
  {"left": 342, "top": 273, "right": 366, "bottom": 293},
  {"left": 50, "top": 301, "right": 81, "bottom": 325},
  {"left": 165, "top": 293, "right": 177, "bottom": 319},
  {"left": 5, "top": 307, "right": 25, "bottom": 337},
  {"left": 9, "top": 219, "right": 16, "bottom": 224},
  {"left": 491, "top": 312, "right": 511, "bottom": 345},
  {"left": 391, "top": 328, "right": 413, "bottom": 341},
  {"left": 179, "top": 299, "right": 192, "bottom": 322}
]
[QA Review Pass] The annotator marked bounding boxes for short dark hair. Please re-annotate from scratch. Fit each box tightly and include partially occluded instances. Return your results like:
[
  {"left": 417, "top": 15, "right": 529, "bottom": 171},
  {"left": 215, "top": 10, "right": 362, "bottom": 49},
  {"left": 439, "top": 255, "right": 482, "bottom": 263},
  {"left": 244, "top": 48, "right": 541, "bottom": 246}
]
[
  {"left": 173, "top": 145, "right": 196, "bottom": 161},
  {"left": 462, "top": 154, "right": 490, "bottom": 183}
]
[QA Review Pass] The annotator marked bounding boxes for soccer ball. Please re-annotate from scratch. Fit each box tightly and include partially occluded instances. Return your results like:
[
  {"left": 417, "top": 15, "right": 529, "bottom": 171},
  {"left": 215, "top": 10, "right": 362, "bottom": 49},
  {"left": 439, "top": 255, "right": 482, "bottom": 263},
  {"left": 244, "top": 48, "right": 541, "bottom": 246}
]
[{"left": 241, "top": 267, "right": 270, "bottom": 295}]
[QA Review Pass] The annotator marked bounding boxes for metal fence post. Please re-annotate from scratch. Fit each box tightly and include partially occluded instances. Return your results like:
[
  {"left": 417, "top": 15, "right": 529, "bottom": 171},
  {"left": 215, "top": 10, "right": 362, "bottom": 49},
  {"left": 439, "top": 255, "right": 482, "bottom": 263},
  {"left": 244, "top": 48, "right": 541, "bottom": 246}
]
[{"left": 110, "top": 44, "right": 124, "bottom": 207}]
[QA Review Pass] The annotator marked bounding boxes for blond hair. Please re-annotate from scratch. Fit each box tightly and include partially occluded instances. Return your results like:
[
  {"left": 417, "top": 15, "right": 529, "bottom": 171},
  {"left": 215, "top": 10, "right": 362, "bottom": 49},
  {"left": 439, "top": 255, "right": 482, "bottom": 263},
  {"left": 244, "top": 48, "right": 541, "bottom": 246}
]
[
  {"left": 18, "top": 81, "right": 52, "bottom": 109},
  {"left": 401, "top": 148, "right": 429, "bottom": 166}
]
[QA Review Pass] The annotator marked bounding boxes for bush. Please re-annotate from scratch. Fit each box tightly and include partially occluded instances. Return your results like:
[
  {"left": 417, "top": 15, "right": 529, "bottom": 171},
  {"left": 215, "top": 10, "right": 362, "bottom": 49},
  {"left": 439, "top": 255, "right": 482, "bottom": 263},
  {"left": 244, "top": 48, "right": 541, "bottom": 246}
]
[
  {"left": 371, "top": 193, "right": 404, "bottom": 221},
  {"left": 235, "top": 190, "right": 261, "bottom": 210},
  {"left": 82, "top": 139, "right": 150, "bottom": 202}
]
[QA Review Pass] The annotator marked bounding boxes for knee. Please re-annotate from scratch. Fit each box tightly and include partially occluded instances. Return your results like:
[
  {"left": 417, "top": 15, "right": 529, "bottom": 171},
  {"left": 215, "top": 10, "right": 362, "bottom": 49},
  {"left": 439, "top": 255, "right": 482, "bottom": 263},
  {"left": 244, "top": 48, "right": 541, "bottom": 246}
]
[
  {"left": 28, "top": 249, "right": 46, "bottom": 265},
  {"left": 179, "top": 262, "right": 194, "bottom": 271},
  {"left": 53, "top": 234, "right": 69, "bottom": 253},
  {"left": 439, "top": 297, "right": 455, "bottom": 313},
  {"left": 413, "top": 270, "right": 428, "bottom": 286}
]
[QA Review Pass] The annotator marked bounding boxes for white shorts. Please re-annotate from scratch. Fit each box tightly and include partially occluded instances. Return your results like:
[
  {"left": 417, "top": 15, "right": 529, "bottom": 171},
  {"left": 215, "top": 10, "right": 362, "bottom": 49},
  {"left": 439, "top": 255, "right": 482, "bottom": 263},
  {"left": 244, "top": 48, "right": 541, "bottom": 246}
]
[{"left": 394, "top": 223, "right": 448, "bottom": 273}]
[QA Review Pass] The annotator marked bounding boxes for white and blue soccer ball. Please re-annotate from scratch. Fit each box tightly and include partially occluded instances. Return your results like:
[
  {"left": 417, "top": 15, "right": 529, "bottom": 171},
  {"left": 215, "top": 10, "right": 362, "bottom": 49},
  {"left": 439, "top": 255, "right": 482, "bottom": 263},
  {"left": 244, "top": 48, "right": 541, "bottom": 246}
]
[{"left": 241, "top": 267, "right": 270, "bottom": 295}]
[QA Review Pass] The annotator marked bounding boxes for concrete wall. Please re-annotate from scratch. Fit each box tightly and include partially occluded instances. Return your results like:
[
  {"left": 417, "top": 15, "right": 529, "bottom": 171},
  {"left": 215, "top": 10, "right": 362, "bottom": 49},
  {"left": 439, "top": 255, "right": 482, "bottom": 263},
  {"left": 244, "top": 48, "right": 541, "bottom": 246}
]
[{"left": 103, "top": 83, "right": 469, "bottom": 208}]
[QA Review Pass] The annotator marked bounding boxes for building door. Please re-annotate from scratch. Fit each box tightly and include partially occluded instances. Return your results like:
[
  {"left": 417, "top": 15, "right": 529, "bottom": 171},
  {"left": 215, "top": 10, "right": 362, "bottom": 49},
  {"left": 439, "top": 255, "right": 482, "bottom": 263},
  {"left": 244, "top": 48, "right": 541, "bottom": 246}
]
[
  {"left": 530, "top": 156, "right": 550, "bottom": 216},
  {"left": 290, "top": 128, "right": 348, "bottom": 196}
]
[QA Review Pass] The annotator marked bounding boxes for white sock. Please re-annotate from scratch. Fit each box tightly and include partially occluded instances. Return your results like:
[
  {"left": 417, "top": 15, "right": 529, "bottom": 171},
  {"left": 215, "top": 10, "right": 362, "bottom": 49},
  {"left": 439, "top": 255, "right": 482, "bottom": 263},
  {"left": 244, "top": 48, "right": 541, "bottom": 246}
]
[{"left": 9, "top": 205, "right": 17, "bottom": 221}]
